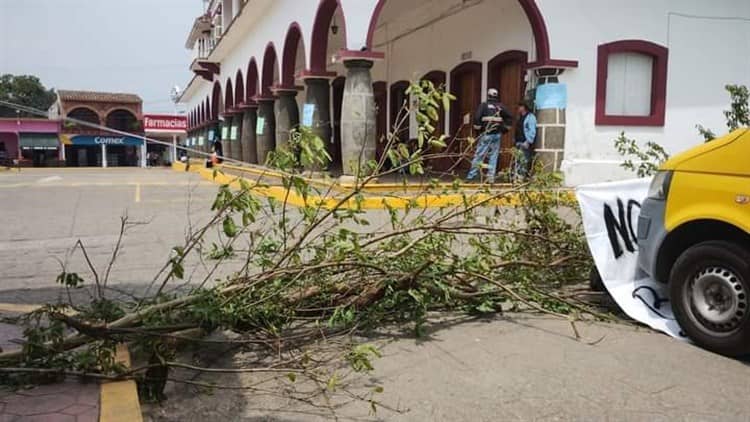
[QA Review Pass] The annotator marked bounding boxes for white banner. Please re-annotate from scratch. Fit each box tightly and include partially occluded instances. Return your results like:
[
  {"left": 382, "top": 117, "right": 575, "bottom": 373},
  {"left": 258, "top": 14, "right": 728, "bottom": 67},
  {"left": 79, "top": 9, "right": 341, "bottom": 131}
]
[{"left": 576, "top": 178, "right": 685, "bottom": 339}]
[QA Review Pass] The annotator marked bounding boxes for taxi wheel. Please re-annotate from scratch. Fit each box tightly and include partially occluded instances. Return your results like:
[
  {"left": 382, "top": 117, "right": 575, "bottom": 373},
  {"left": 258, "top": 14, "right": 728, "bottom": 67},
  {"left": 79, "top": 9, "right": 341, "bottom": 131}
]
[{"left": 670, "top": 241, "right": 750, "bottom": 357}]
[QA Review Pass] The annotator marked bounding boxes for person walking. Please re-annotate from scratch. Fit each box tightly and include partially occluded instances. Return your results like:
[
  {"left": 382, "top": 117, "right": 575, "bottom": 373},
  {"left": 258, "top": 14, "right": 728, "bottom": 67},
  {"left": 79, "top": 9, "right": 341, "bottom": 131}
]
[
  {"left": 514, "top": 102, "right": 537, "bottom": 180},
  {"left": 466, "top": 88, "right": 512, "bottom": 184}
]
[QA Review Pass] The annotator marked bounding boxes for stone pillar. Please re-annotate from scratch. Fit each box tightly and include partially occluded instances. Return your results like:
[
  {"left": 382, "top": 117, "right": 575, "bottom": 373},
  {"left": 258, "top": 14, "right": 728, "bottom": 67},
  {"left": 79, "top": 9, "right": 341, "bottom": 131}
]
[
  {"left": 240, "top": 106, "right": 258, "bottom": 164},
  {"left": 256, "top": 99, "right": 276, "bottom": 165},
  {"left": 233, "top": 113, "right": 243, "bottom": 161},
  {"left": 274, "top": 90, "right": 300, "bottom": 152},
  {"left": 303, "top": 78, "right": 332, "bottom": 166},
  {"left": 223, "top": 116, "right": 234, "bottom": 160},
  {"left": 533, "top": 68, "right": 567, "bottom": 173},
  {"left": 340, "top": 60, "right": 377, "bottom": 177}
]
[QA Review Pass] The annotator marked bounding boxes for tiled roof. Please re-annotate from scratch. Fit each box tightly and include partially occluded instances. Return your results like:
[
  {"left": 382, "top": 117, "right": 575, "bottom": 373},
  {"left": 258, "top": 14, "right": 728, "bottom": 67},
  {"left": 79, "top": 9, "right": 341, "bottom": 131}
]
[{"left": 58, "top": 90, "right": 142, "bottom": 104}]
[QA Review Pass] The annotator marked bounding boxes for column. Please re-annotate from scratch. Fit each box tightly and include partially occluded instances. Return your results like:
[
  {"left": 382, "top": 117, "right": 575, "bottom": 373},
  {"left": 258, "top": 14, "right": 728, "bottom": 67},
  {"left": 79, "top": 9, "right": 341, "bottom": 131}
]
[
  {"left": 533, "top": 68, "right": 567, "bottom": 173},
  {"left": 223, "top": 116, "right": 234, "bottom": 160},
  {"left": 140, "top": 138, "right": 147, "bottom": 168},
  {"left": 303, "top": 78, "right": 332, "bottom": 168},
  {"left": 171, "top": 134, "right": 177, "bottom": 163},
  {"left": 340, "top": 59, "right": 377, "bottom": 177},
  {"left": 101, "top": 144, "right": 107, "bottom": 168},
  {"left": 256, "top": 98, "right": 276, "bottom": 165},
  {"left": 240, "top": 106, "right": 258, "bottom": 164},
  {"left": 233, "top": 112, "right": 243, "bottom": 162},
  {"left": 274, "top": 90, "right": 300, "bottom": 152}
]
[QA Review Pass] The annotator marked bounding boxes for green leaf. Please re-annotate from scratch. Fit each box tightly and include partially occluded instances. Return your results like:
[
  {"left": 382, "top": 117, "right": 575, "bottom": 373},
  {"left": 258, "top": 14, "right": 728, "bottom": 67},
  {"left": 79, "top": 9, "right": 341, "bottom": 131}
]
[{"left": 223, "top": 217, "right": 239, "bottom": 238}]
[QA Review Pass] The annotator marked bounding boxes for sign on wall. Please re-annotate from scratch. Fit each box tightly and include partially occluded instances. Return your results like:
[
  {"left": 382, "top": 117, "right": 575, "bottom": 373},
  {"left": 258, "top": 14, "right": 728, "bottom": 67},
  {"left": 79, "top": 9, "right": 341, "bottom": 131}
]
[
  {"left": 535, "top": 83, "right": 567, "bottom": 110},
  {"left": 302, "top": 104, "right": 315, "bottom": 127},
  {"left": 65, "top": 135, "right": 143, "bottom": 146},
  {"left": 577, "top": 178, "right": 684, "bottom": 339},
  {"left": 143, "top": 115, "right": 188, "bottom": 133},
  {"left": 256, "top": 117, "right": 265, "bottom": 135}
]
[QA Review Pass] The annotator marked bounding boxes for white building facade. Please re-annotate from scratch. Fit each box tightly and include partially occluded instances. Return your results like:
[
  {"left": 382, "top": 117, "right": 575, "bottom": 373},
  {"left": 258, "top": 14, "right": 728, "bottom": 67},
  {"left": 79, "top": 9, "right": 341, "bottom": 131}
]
[{"left": 180, "top": 0, "right": 750, "bottom": 185}]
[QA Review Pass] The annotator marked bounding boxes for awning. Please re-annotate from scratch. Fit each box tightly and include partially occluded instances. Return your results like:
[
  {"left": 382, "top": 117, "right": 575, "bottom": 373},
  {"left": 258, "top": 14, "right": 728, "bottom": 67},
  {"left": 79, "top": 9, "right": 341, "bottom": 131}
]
[
  {"left": 19, "top": 134, "right": 59, "bottom": 151},
  {"left": 61, "top": 135, "right": 144, "bottom": 146}
]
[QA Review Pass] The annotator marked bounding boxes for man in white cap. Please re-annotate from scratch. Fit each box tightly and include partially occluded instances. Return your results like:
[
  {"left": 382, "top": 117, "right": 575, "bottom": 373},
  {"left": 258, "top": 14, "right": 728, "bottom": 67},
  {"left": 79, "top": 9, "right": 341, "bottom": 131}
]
[{"left": 466, "top": 88, "right": 512, "bottom": 183}]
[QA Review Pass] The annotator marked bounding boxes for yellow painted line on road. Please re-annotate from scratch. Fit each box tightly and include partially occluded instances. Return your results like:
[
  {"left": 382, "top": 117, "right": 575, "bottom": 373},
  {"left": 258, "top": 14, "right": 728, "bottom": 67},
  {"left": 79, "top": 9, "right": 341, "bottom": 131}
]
[
  {"left": 0, "top": 303, "right": 43, "bottom": 314},
  {"left": 173, "top": 162, "right": 576, "bottom": 210},
  {"left": 135, "top": 183, "right": 141, "bottom": 203},
  {"left": 100, "top": 344, "right": 143, "bottom": 422}
]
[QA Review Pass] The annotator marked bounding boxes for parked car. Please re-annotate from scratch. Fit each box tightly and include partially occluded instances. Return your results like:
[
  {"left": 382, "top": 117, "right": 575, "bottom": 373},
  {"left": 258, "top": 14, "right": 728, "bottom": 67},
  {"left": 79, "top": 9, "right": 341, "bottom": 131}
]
[{"left": 638, "top": 128, "right": 750, "bottom": 356}]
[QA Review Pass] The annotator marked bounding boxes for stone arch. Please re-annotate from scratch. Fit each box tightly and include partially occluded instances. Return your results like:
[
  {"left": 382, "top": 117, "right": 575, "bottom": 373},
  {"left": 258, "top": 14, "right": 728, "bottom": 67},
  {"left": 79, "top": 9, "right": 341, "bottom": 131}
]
[
  {"left": 281, "top": 22, "right": 306, "bottom": 87},
  {"left": 246, "top": 58, "right": 260, "bottom": 100},
  {"left": 366, "top": 0, "right": 551, "bottom": 63},
  {"left": 105, "top": 108, "right": 138, "bottom": 132},
  {"left": 225, "top": 78, "right": 235, "bottom": 110},
  {"left": 309, "top": 0, "right": 347, "bottom": 74},
  {"left": 235, "top": 70, "right": 245, "bottom": 105},
  {"left": 261, "top": 43, "right": 279, "bottom": 97},
  {"left": 67, "top": 107, "right": 101, "bottom": 126},
  {"left": 212, "top": 82, "right": 223, "bottom": 120}
]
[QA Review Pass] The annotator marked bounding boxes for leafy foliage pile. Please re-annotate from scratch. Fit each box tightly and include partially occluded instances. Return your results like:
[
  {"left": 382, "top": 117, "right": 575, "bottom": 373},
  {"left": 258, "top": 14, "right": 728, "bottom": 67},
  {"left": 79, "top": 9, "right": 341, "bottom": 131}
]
[{"left": 0, "top": 81, "right": 603, "bottom": 409}]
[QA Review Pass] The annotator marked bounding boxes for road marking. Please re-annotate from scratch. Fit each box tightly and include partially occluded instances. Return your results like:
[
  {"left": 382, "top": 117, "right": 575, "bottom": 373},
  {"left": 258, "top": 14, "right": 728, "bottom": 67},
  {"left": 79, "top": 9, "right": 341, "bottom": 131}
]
[{"left": 135, "top": 183, "right": 141, "bottom": 203}]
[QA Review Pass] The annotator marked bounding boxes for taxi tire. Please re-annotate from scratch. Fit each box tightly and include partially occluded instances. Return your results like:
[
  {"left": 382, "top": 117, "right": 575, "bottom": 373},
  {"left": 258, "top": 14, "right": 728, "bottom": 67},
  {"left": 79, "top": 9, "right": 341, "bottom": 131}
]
[{"left": 670, "top": 240, "right": 750, "bottom": 357}]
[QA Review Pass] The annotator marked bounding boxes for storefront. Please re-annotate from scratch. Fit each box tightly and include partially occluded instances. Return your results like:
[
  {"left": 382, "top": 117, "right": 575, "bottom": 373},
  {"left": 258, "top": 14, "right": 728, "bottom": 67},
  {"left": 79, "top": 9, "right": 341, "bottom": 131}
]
[
  {"left": 143, "top": 114, "right": 187, "bottom": 165},
  {"left": 19, "top": 134, "right": 62, "bottom": 167},
  {"left": 61, "top": 135, "right": 145, "bottom": 167},
  {"left": 0, "top": 119, "right": 62, "bottom": 167}
]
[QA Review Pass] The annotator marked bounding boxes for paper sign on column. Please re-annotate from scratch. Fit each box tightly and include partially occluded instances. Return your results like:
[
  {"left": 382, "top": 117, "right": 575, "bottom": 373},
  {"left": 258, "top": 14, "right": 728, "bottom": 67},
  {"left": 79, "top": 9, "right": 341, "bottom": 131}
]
[
  {"left": 221, "top": 126, "right": 229, "bottom": 140},
  {"left": 230, "top": 125, "right": 238, "bottom": 140},
  {"left": 302, "top": 104, "right": 315, "bottom": 127},
  {"left": 256, "top": 117, "right": 265, "bottom": 135}
]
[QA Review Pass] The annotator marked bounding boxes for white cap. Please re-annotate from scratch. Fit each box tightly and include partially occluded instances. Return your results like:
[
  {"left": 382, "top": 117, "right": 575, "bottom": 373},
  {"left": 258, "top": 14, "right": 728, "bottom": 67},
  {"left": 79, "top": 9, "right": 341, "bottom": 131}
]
[{"left": 487, "top": 88, "right": 499, "bottom": 99}]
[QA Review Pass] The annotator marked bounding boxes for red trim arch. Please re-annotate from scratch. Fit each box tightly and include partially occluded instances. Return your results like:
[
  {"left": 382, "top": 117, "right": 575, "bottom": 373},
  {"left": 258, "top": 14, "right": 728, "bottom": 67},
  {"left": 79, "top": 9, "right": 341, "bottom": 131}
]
[
  {"left": 595, "top": 39, "right": 669, "bottom": 126},
  {"left": 235, "top": 70, "right": 245, "bottom": 105},
  {"left": 247, "top": 58, "right": 259, "bottom": 101},
  {"left": 282, "top": 22, "right": 306, "bottom": 87},
  {"left": 211, "top": 82, "right": 222, "bottom": 120},
  {"left": 261, "top": 43, "right": 279, "bottom": 97},
  {"left": 225, "top": 78, "right": 235, "bottom": 111},
  {"left": 310, "top": 0, "right": 347, "bottom": 74},
  {"left": 367, "top": 0, "right": 561, "bottom": 66}
]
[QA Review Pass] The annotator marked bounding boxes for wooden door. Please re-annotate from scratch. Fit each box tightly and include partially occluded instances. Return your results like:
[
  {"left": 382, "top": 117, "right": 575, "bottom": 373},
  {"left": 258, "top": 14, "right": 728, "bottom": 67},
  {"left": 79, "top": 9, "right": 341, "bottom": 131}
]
[
  {"left": 488, "top": 51, "right": 527, "bottom": 171},
  {"left": 450, "top": 62, "right": 482, "bottom": 172}
]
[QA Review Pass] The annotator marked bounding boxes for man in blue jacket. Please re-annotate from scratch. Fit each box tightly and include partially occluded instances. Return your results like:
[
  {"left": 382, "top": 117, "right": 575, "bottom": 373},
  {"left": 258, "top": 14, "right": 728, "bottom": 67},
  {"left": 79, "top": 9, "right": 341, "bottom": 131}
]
[{"left": 514, "top": 102, "right": 537, "bottom": 180}]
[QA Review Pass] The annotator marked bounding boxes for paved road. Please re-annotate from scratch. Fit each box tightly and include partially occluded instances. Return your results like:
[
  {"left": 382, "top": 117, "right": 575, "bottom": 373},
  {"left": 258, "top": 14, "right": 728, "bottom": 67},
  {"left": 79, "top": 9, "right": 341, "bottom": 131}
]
[
  {"left": 4, "top": 168, "right": 750, "bottom": 421},
  {"left": 0, "top": 167, "right": 227, "bottom": 303},
  {"left": 145, "top": 315, "right": 750, "bottom": 422}
]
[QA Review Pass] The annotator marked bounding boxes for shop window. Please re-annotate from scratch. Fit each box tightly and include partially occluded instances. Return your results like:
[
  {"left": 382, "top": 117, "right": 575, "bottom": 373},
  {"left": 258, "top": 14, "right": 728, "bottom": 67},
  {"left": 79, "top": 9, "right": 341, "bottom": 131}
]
[{"left": 596, "top": 40, "right": 668, "bottom": 126}]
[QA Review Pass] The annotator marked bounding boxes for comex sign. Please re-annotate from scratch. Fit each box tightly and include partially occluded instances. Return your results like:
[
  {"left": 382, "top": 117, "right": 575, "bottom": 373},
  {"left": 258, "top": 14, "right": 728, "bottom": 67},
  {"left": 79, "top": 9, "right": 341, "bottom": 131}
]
[{"left": 69, "top": 135, "right": 144, "bottom": 146}]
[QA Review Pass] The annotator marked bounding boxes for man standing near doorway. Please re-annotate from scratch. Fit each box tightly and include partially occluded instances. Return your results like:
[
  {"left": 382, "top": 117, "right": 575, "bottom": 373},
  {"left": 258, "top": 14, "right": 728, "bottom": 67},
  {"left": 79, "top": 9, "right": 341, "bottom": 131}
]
[
  {"left": 466, "top": 88, "right": 512, "bottom": 184},
  {"left": 514, "top": 102, "right": 537, "bottom": 180}
]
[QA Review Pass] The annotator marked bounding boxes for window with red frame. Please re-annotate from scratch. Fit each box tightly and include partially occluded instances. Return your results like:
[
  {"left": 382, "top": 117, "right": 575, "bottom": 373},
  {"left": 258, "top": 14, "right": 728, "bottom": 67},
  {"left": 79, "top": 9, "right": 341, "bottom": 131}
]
[{"left": 595, "top": 40, "right": 669, "bottom": 126}]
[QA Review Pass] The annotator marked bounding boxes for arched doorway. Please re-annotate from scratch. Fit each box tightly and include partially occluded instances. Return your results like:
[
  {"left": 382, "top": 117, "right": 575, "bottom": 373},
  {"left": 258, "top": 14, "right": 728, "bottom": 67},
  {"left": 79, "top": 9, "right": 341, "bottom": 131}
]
[
  {"left": 450, "top": 62, "right": 482, "bottom": 172},
  {"left": 67, "top": 107, "right": 100, "bottom": 131},
  {"left": 246, "top": 58, "right": 259, "bottom": 101},
  {"left": 104, "top": 109, "right": 140, "bottom": 167}
]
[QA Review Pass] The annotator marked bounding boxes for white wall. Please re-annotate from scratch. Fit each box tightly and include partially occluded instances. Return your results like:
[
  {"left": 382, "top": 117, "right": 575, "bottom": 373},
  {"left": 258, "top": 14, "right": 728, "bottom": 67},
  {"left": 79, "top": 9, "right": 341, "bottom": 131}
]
[{"left": 537, "top": 0, "right": 750, "bottom": 185}]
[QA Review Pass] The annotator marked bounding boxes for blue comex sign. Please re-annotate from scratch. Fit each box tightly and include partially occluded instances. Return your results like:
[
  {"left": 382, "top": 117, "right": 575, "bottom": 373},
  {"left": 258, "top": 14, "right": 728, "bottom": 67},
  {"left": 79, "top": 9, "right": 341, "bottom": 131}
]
[{"left": 70, "top": 135, "right": 144, "bottom": 146}]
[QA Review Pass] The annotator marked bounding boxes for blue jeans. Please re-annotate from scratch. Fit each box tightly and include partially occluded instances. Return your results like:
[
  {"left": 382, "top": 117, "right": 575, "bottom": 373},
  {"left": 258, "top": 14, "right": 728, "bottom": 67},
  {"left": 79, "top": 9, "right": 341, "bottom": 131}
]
[
  {"left": 514, "top": 144, "right": 534, "bottom": 179},
  {"left": 466, "top": 134, "right": 501, "bottom": 181}
]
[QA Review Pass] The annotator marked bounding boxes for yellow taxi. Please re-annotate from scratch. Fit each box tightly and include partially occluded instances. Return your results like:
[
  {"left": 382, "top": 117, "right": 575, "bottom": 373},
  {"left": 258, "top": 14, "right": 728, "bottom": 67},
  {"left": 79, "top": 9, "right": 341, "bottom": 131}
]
[{"left": 638, "top": 128, "right": 750, "bottom": 356}]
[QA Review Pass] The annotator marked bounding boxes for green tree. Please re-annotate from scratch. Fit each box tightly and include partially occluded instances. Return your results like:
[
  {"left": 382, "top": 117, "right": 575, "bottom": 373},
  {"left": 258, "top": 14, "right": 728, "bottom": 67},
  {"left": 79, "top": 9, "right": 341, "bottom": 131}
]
[
  {"left": 697, "top": 84, "right": 749, "bottom": 142},
  {"left": 0, "top": 74, "right": 57, "bottom": 117}
]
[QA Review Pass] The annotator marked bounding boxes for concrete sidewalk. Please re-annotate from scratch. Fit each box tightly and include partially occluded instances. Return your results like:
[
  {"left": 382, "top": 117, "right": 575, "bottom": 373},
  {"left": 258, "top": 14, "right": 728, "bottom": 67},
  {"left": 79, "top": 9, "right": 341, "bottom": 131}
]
[{"left": 0, "top": 306, "right": 101, "bottom": 421}]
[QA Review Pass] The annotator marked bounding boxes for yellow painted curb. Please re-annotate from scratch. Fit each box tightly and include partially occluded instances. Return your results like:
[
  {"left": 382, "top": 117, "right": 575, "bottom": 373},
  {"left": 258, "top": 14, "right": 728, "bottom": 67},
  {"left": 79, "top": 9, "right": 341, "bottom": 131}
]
[
  {"left": 0, "top": 303, "right": 44, "bottom": 314},
  {"left": 100, "top": 344, "right": 142, "bottom": 422},
  {"left": 175, "top": 161, "right": 575, "bottom": 210}
]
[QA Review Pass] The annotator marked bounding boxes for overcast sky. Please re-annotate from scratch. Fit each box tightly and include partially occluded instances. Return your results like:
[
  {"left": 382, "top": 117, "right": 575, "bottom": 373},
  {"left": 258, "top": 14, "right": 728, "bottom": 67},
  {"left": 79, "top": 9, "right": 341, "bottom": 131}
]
[{"left": 0, "top": 0, "right": 203, "bottom": 113}]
